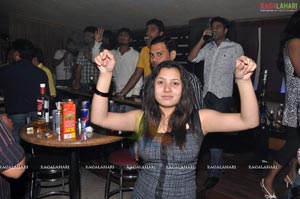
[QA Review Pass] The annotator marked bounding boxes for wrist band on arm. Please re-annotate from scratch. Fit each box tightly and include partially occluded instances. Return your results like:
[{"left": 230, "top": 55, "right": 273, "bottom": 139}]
[{"left": 94, "top": 88, "right": 109, "bottom": 97}]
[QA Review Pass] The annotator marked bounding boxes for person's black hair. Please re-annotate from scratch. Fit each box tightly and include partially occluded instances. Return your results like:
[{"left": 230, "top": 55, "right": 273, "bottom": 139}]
[
  {"left": 146, "top": 18, "right": 165, "bottom": 33},
  {"left": 33, "top": 47, "right": 44, "bottom": 63},
  {"left": 210, "top": 16, "right": 230, "bottom": 29},
  {"left": 83, "top": 26, "right": 98, "bottom": 33},
  {"left": 117, "top": 28, "right": 132, "bottom": 38},
  {"left": 143, "top": 61, "right": 196, "bottom": 148},
  {"left": 11, "top": 39, "right": 35, "bottom": 61},
  {"left": 278, "top": 10, "right": 300, "bottom": 73},
  {"left": 103, "top": 30, "right": 115, "bottom": 50},
  {"left": 150, "top": 36, "right": 176, "bottom": 53}
]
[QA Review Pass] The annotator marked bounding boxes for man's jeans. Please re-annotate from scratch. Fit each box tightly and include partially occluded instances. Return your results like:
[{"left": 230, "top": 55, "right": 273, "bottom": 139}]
[
  {"left": 204, "top": 92, "right": 232, "bottom": 178},
  {"left": 207, "top": 148, "right": 224, "bottom": 177}
]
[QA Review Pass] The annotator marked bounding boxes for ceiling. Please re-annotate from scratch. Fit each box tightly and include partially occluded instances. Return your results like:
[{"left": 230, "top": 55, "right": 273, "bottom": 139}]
[{"left": 0, "top": 0, "right": 296, "bottom": 32}]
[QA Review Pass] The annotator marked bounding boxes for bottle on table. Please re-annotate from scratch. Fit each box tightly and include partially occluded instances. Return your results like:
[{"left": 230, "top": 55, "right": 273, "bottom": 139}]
[
  {"left": 25, "top": 117, "right": 34, "bottom": 134},
  {"left": 268, "top": 109, "right": 275, "bottom": 132},
  {"left": 109, "top": 76, "right": 116, "bottom": 96},
  {"left": 37, "top": 83, "right": 50, "bottom": 123},
  {"left": 52, "top": 101, "right": 61, "bottom": 135},
  {"left": 275, "top": 103, "right": 284, "bottom": 131},
  {"left": 89, "top": 75, "right": 94, "bottom": 93}
]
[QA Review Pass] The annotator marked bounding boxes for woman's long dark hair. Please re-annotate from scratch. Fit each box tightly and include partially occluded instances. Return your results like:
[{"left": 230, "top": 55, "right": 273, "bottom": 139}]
[
  {"left": 142, "top": 61, "right": 196, "bottom": 148},
  {"left": 278, "top": 10, "right": 300, "bottom": 73}
]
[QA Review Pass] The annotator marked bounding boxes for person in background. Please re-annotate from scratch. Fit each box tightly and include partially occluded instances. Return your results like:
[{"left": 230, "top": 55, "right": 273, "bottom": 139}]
[
  {"left": 91, "top": 50, "right": 258, "bottom": 199},
  {"left": 0, "top": 39, "right": 49, "bottom": 143},
  {"left": 0, "top": 112, "right": 26, "bottom": 199},
  {"left": 73, "top": 26, "right": 103, "bottom": 90},
  {"left": 102, "top": 30, "right": 116, "bottom": 50},
  {"left": 188, "top": 16, "right": 244, "bottom": 190},
  {"left": 0, "top": 48, "right": 14, "bottom": 68},
  {"left": 32, "top": 47, "right": 56, "bottom": 98},
  {"left": 111, "top": 28, "right": 142, "bottom": 112},
  {"left": 150, "top": 36, "right": 203, "bottom": 109},
  {"left": 53, "top": 39, "right": 77, "bottom": 87},
  {"left": 261, "top": 10, "right": 300, "bottom": 199},
  {"left": 115, "top": 19, "right": 164, "bottom": 98}
]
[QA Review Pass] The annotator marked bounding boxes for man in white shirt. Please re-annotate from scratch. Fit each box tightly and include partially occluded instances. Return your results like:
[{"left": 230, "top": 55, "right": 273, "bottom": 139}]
[
  {"left": 53, "top": 39, "right": 76, "bottom": 87},
  {"left": 111, "top": 28, "right": 142, "bottom": 112},
  {"left": 188, "top": 16, "right": 244, "bottom": 190}
]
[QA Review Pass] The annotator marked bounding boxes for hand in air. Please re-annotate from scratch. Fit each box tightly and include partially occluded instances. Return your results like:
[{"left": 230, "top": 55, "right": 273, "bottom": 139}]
[
  {"left": 95, "top": 27, "right": 104, "bottom": 43},
  {"left": 235, "top": 56, "right": 256, "bottom": 80},
  {"left": 94, "top": 50, "right": 115, "bottom": 73}
]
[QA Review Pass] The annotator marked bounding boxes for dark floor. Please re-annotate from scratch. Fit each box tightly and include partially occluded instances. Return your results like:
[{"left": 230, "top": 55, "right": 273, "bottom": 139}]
[{"left": 79, "top": 131, "right": 292, "bottom": 199}]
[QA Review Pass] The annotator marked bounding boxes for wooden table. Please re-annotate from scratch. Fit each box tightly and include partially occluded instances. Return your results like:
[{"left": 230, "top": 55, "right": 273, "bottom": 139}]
[
  {"left": 20, "top": 128, "right": 123, "bottom": 199},
  {"left": 56, "top": 86, "right": 142, "bottom": 107}
]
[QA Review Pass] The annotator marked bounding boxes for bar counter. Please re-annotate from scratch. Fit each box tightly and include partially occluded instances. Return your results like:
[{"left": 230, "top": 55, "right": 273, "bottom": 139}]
[{"left": 56, "top": 86, "right": 142, "bottom": 107}]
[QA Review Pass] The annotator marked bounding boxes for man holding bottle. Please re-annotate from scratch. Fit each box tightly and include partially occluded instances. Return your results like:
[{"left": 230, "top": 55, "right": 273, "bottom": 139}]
[{"left": 188, "top": 16, "right": 244, "bottom": 190}]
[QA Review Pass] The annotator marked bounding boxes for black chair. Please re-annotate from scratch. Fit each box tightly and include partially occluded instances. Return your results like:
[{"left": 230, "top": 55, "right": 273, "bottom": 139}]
[{"left": 28, "top": 146, "right": 70, "bottom": 199}]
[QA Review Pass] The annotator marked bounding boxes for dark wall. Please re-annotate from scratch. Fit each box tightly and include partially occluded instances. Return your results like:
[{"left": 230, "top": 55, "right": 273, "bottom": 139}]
[
  {"left": 0, "top": 14, "right": 9, "bottom": 64},
  {"left": 233, "top": 18, "right": 288, "bottom": 102}
]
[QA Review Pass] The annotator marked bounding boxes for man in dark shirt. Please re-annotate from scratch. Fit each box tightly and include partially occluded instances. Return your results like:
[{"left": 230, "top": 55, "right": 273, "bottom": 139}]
[{"left": 0, "top": 39, "right": 49, "bottom": 143}]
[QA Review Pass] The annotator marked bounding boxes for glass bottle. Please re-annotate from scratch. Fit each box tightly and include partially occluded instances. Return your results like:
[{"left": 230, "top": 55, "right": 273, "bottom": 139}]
[
  {"left": 203, "top": 31, "right": 214, "bottom": 42},
  {"left": 259, "top": 70, "right": 268, "bottom": 130},
  {"left": 89, "top": 75, "right": 94, "bottom": 93},
  {"left": 109, "top": 76, "right": 116, "bottom": 96},
  {"left": 268, "top": 109, "right": 275, "bottom": 132},
  {"left": 37, "top": 83, "right": 50, "bottom": 123},
  {"left": 275, "top": 103, "right": 284, "bottom": 131}
]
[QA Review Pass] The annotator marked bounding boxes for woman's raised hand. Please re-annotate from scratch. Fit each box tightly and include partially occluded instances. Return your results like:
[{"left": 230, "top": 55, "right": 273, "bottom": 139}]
[
  {"left": 235, "top": 56, "right": 257, "bottom": 80},
  {"left": 94, "top": 49, "right": 115, "bottom": 73}
]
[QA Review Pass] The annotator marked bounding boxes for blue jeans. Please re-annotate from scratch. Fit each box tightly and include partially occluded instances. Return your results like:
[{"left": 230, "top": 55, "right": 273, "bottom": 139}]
[{"left": 204, "top": 92, "right": 232, "bottom": 178}]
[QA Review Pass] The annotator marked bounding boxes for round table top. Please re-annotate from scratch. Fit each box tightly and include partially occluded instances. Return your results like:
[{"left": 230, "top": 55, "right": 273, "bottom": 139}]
[{"left": 20, "top": 127, "right": 123, "bottom": 148}]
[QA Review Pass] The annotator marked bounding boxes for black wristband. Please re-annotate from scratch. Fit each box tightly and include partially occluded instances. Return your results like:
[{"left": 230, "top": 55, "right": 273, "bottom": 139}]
[{"left": 94, "top": 88, "right": 109, "bottom": 97}]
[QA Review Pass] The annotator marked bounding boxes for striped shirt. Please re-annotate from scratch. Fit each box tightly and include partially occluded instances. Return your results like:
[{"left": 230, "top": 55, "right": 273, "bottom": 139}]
[
  {"left": 188, "top": 72, "right": 203, "bottom": 110},
  {"left": 0, "top": 118, "right": 25, "bottom": 198}
]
